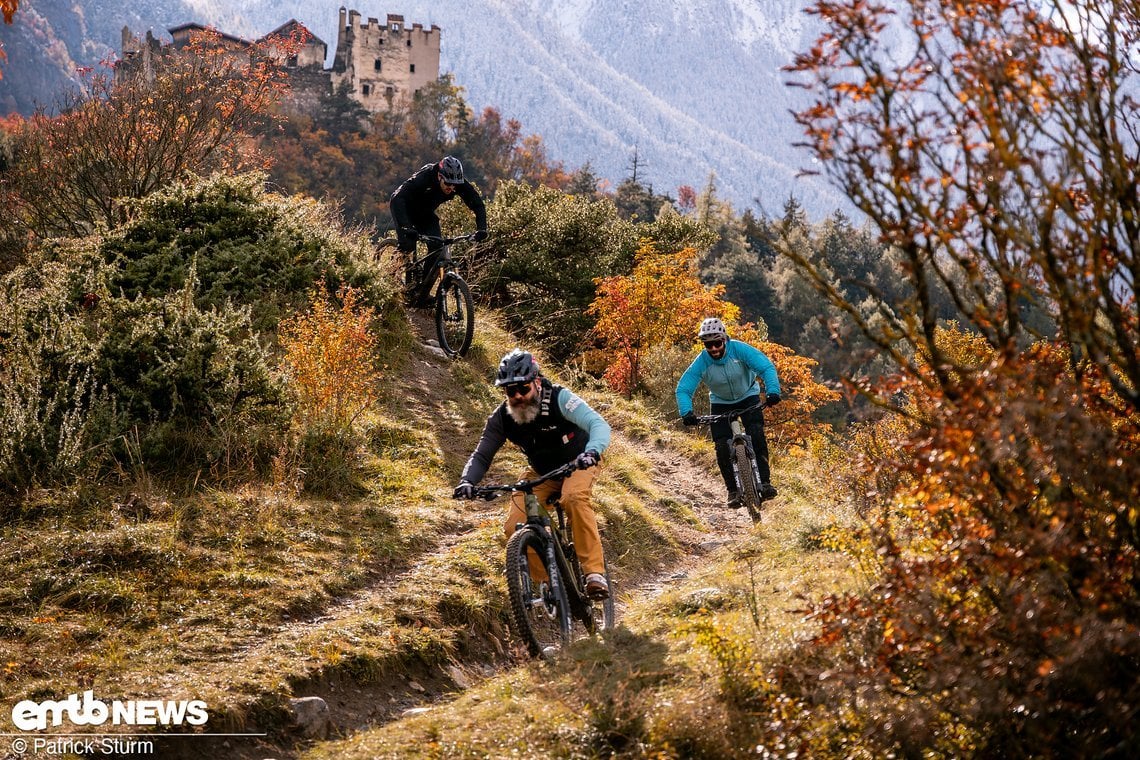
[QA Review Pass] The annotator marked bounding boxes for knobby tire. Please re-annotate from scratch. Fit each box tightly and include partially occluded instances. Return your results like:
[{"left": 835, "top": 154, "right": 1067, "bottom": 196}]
[
  {"left": 505, "top": 528, "right": 571, "bottom": 658},
  {"left": 435, "top": 273, "right": 474, "bottom": 357},
  {"left": 734, "top": 441, "right": 763, "bottom": 524}
]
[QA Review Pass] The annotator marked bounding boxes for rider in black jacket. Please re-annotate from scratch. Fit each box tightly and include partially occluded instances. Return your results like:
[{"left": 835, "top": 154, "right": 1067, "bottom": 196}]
[{"left": 390, "top": 156, "right": 487, "bottom": 306}]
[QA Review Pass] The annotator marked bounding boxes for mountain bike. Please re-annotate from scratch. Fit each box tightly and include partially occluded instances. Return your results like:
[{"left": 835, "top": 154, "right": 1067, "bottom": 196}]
[
  {"left": 694, "top": 401, "right": 772, "bottom": 524},
  {"left": 405, "top": 232, "right": 478, "bottom": 358},
  {"left": 471, "top": 463, "right": 616, "bottom": 658}
]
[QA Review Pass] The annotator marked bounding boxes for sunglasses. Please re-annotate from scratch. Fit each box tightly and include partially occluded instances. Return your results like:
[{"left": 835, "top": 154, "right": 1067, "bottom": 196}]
[
  {"left": 703, "top": 339, "right": 725, "bottom": 349},
  {"left": 504, "top": 382, "right": 532, "bottom": 398}
]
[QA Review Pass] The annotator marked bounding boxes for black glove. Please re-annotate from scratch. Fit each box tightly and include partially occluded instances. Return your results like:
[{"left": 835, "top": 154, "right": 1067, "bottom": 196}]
[
  {"left": 681, "top": 411, "right": 699, "bottom": 427},
  {"left": 575, "top": 450, "right": 600, "bottom": 469},
  {"left": 453, "top": 481, "right": 476, "bottom": 500},
  {"left": 473, "top": 229, "right": 488, "bottom": 242},
  {"left": 766, "top": 393, "right": 782, "bottom": 407}
]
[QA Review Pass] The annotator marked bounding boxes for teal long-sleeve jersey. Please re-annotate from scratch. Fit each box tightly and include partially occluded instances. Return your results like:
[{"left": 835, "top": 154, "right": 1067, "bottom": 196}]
[{"left": 674, "top": 340, "right": 781, "bottom": 416}]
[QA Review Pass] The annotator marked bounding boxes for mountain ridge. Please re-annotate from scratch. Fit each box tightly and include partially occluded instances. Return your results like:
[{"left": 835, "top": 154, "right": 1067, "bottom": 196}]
[{"left": 0, "top": 0, "right": 851, "bottom": 217}]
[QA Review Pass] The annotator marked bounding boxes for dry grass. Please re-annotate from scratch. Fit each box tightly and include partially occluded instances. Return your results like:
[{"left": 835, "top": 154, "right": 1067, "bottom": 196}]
[{"left": 301, "top": 457, "right": 864, "bottom": 759}]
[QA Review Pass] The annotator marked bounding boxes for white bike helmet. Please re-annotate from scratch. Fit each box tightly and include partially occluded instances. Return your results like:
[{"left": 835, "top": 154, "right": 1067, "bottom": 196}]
[{"left": 697, "top": 317, "right": 728, "bottom": 342}]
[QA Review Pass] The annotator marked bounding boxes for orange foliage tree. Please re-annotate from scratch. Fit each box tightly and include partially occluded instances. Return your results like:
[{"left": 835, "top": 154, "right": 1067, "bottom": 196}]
[
  {"left": 0, "top": 0, "right": 16, "bottom": 80},
  {"left": 2, "top": 27, "right": 299, "bottom": 240},
  {"left": 785, "top": 0, "right": 1140, "bottom": 753},
  {"left": 742, "top": 338, "right": 840, "bottom": 449},
  {"left": 588, "top": 242, "right": 730, "bottom": 396}
]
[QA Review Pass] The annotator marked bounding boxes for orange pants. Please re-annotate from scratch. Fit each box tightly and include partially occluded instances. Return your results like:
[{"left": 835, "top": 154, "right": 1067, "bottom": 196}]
[{"left": 504, "top": 465, "right": 605, "bottom": 579}]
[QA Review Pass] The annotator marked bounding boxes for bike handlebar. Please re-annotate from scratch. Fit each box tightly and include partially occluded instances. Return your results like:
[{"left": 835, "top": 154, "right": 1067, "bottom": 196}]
[
  {"left": 417, "top": 232, "right": 480, "bottom": 246},
  {"left": 691, "top": 400, "right": 768, "bottom": 425},
  {"left": 467, "top": 462, "right": 578, "bottom": 500}
]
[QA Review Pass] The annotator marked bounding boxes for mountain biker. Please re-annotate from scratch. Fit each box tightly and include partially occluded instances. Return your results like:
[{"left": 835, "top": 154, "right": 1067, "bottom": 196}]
[
  {"left": 453, "top": 349, "right": 612, "bottom": 599},
  {"left": 675, "top": 317, "right": 782, "bottom": 508},
  {"left": 389, "top": 156, "right": 488, "bottom": 307}
]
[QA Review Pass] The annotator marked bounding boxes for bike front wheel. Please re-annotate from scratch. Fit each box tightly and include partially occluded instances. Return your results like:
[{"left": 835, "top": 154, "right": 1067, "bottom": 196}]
[
  {"left": 734, "top": 441, "right": 763, "bottom": 524},
  {"left": 435, "top": 273, "right": 475, "bottom": 357},
  {"left": 505, "top": 528, "right": 571, "bottom": 658}
]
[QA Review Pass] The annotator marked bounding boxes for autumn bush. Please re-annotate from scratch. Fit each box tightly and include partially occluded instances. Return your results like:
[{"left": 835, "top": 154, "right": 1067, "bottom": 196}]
[
  {"left": 278, "top": 286, "right": 382, "bottom": 495},
  {"left": 803, "top": 338, "right": 1140, "bottom": 756},
  {"left": 588, "top": 242, "right": 730, "bottom": 396}
]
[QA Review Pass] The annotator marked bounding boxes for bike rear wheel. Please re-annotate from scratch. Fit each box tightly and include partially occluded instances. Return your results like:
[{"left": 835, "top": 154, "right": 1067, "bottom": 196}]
[
  {"left": 734, "top": 441, "right": 763, "bottom": 524},
  {"left": 505, "top": 528, "right": 571, "bottom": 658},
  {"left": 565, "top": 548, "right": 617, "bottom": 636},
  {"left": 435, "top": 273, "right": 475, "bottom": 357},
  {"left": 588, "top": 571, "right": 617, "bottom": 635}
]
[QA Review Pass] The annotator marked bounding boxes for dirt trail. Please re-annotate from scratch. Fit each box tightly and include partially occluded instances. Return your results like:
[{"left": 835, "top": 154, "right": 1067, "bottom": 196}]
[{"left": 170, "top": 314, "right": 756, "bottom": 760}]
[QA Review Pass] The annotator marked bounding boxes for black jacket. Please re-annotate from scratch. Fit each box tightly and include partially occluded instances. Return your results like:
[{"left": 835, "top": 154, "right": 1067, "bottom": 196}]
[
  {"left": 460, "top": 380, "right": 593, "bottom": 483},
  {"left": 390, "top": 163, "right": 487, "bottom": 232}
]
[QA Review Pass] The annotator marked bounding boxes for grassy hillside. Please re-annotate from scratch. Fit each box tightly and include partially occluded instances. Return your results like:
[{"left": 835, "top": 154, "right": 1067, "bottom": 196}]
[
  {"left": 0, "top": 291, "right": 858, "bottom": 758},
  {"left": 0, "top": 170, "right": 855, "bottom": 758}
]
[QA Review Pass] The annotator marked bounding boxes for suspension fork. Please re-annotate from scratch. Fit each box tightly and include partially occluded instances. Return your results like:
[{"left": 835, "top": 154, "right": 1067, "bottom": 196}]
[{"left": 522, "top": 492, "right": 565, "bottom": 598}]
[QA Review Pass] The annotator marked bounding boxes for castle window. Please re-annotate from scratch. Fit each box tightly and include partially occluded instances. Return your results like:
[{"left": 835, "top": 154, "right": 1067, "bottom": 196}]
[
  {"left": 406, "top": 39, "right": 412, "bottom": 47},
  {"left": 374, "top": 58, "right": 382, "bottom": 71},
  {"left": 391, "top": 23, "right": 400, "bottom": 32},
  {"left": 385, "top": 86, "right": 394, "bottom": 98},
  {"left": 410, "top": 64, "right": 416, "bottom": 73},
  {"left": 362, "top": 84, "right": 372, "bottom": 96}
]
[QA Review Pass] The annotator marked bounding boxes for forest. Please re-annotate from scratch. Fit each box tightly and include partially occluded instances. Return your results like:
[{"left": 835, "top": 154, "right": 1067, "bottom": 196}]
[{"left": 1, "top": 2, "right": 1137, "bottom": 757}]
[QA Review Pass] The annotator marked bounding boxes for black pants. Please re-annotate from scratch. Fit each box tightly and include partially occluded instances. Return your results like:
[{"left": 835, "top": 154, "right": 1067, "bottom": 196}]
[
  {"left": 709, "top": 394, "right": 771, "bottom": 494},
  {"left": 399, "top": 214, "right": 444, "bottom": 303}
]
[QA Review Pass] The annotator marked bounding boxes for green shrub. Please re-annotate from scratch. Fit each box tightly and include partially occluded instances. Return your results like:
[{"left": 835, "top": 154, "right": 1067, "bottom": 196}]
[
  {"left": 0, "top": 257, "right": 286, "bottom": 494},
  {"left": 97, "top": 172, "right": 396, "bottom": 333}
]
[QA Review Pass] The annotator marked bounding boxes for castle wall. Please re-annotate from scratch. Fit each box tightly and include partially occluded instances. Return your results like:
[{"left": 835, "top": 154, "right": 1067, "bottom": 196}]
[{"left": 331, "top": 10, "right": 440, "bottom": 113}]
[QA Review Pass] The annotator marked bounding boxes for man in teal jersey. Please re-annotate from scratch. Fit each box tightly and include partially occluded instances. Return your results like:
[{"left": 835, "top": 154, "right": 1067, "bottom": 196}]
[{"left": 675, "top": 317, "right": 781, "bottom": 508}]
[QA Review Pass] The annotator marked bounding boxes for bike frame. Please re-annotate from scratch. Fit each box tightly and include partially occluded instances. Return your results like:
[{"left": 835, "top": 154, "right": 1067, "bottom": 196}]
[
  {"left": 519, "top": 492, "right": 593, "bottom": 622},
  {"left": 411, "top": 233, "right": 474, "bottom": 287},
  {"left": 473, "top": 463, "right": 610, "bottom": 637}
]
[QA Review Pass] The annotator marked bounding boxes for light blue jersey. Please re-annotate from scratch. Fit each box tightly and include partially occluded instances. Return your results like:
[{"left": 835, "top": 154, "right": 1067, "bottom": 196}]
[{"left": 675, "top": 340, "right": 781, "bottom": 416}]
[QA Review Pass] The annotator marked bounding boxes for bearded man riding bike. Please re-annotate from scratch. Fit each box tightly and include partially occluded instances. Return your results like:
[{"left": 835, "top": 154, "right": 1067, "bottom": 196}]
[
  {"left": 453, "top": 349, "right": 612, "bottom": 599},
  {"left": 676, "top": 317, "right": 781, "bottom": 509}
]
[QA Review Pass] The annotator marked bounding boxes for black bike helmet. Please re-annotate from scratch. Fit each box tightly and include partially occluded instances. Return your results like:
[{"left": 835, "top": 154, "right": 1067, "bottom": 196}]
[
  {"left": 495, "top": 349, "right": 540, "bottom": 386},
  {"left": 438, "top": 155, "right": 465, "bottom": 185}
]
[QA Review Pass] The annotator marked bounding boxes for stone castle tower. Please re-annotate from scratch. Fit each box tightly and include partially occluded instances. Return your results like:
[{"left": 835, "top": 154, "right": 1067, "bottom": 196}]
[
  {"left": 331, "top": 8, "right": 441, "bottom": 112},
  {"left": 119, "top": 7, "right": 440, "bottom": 115}
]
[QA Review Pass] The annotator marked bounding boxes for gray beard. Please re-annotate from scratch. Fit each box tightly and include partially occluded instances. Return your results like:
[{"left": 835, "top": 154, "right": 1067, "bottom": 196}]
[{"left": 507, "top": 397, "right": 540, "bottom": 424}]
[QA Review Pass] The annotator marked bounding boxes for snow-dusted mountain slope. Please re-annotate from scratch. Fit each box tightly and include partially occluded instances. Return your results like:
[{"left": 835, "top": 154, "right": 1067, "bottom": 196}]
[{"left": 2, "top": 0, "right": 851, "bottom": 217}]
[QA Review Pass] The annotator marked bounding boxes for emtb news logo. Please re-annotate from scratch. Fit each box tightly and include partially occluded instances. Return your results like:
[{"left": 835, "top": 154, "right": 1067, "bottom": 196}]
[{"left": 11, "top": 691, "right": 208, "bottom": 731}]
